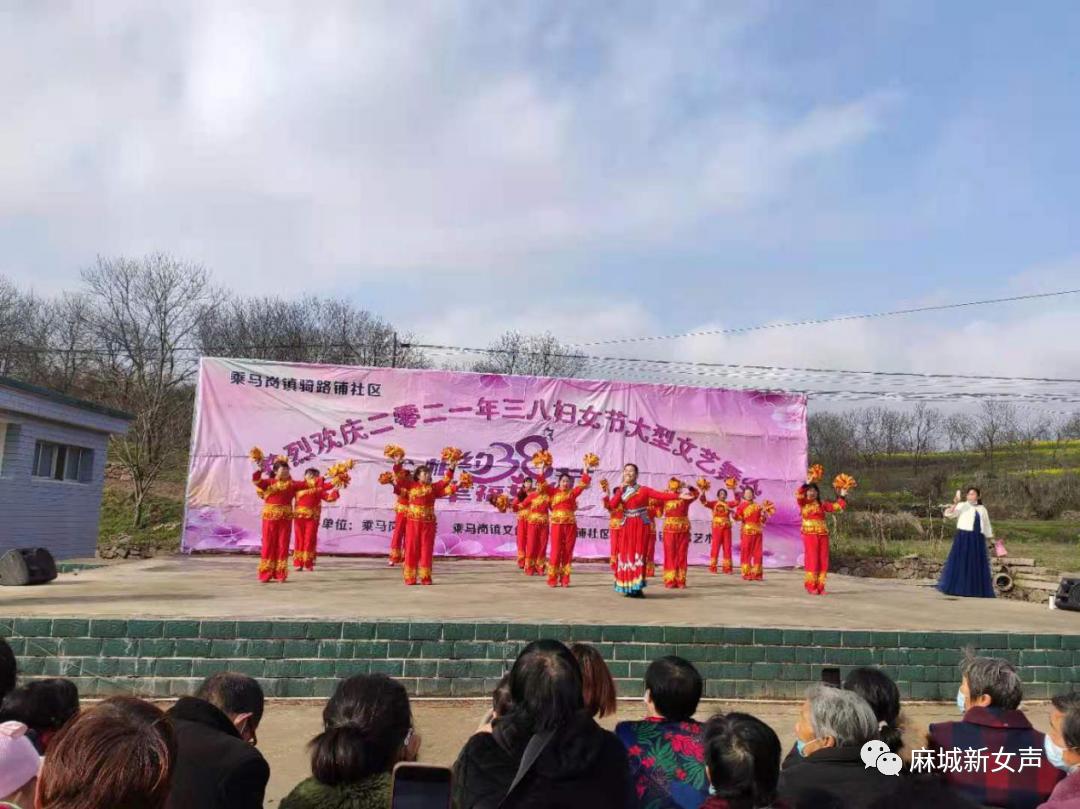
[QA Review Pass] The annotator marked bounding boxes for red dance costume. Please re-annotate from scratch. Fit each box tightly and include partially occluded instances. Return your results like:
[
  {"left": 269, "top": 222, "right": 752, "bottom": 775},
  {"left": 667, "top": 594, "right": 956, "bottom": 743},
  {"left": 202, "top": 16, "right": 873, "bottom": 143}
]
[
  {"left": 512, "top": 493, "right": 531, "bottom": 569},
  {"left": 293, "top": 477, "right": 339, "bottom": 570},
  {"left": 251, "top": 472, "right": 306, "bottom": 582},
  {"left": 733, "top": 500, "right": 767, "bottom": 580},
  {"left": 383, "top": 464, "right": 411, "bottom": 566},
  {"left": 521, "top": 481, "right": 552, "bottom": 576},
  {"left": 646, "top": 499, "right": 661, "bottom": 577},
  {"left": 699, "top": 495, "right": 738, "bottom": 574},
  {"left": 547, "top": 475, "right": 591, "bottom": 587},
  {"left": 611, "top": 485, "right": 682, "bottom": 595},
  {"left": 661, "top": 489, "right": 698, "bottom": 588},
  {"left": 602, "top": 492, "right": 624, "bottom": 572},
  {"left": 797, "top": 486, "right": 846, "bottom": 594},
  {"left": 400, "top": 472, "right": 458, "bottom": 585}
]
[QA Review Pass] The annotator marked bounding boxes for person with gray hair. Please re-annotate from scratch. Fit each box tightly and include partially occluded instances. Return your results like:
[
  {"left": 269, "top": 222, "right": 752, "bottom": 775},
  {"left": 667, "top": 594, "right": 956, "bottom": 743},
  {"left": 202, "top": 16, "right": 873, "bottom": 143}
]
[
  {"left": 777, "top": 684, "right": 897, "bottom": 809},
  {"left": 929, "top": 654, "right": 1064, "bottom": 809}
]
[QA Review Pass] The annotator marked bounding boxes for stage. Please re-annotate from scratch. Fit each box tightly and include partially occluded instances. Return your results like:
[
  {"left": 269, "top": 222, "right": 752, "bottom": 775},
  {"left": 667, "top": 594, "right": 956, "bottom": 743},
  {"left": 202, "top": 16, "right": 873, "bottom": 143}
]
[{"left": 4, "top": 556, "right": 1079, "bottom": 701}]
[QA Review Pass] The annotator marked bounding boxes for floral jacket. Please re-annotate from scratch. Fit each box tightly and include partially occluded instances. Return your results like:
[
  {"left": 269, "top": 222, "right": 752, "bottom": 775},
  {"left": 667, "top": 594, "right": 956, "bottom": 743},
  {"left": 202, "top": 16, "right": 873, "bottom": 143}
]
[{"left": 614, "top": 717, "right": 708, "bottom": 809}]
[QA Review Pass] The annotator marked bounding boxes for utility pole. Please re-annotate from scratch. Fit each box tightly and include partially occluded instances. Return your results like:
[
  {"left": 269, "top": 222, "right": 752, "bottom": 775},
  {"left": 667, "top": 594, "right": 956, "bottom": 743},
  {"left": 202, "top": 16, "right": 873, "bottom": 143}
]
[{"left": 391, "top": 332, "right": 399, "bottom": 369}]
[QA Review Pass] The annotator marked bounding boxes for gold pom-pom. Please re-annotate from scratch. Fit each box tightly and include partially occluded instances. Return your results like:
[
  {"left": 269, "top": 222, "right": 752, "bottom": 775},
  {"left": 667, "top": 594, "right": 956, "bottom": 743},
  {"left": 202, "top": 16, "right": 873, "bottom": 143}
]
[
  {"left": 457, "top": 471, "right": 474, "bottom": 489},
  {"left": 531, "top": 450, "right": 553, "bottom": 469},
  {"left": 725, "top": 476, "right": 738, "bottom": 491},
  {"left": 441, "top": 446, "right": 464, "bottom": 464},
  {"left": 696, "top": 477, "right": 711, "bottom": 493},
  {"left": 599, "top": 478, "right": 610, "bottom": 493},
  {"left": 274, "top": 454, "right": 288, "bottom": 465},
  {"left": 493, "top": 493, "right": 510, "bottom": 512},
  {"left": 249, "top": 447, "right": 265, "bottom": 463},
  {"left": 583, "top": 452, "right": 600, "bottom": 469},
  {"left": 833, "top": 473, "right": 857, "bottom": 492},
  {"left": 807, "top": 464, "right": 824, "bottom": 483},
  {"left": 668, "top": 477, "right": 681, "bottom": 492},
  {"left": 384, "top": 444, "right": 405, "bottom": 461},
  {"left": 378, "top": 471, "right": 393, "bottom": 486},
  {"left": 762, "top": 500, "right": 776, "bottom": 516}
]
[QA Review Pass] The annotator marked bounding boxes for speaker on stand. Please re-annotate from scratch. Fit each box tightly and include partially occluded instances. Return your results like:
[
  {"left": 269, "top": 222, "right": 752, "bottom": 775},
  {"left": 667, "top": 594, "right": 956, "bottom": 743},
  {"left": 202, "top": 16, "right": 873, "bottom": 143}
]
[{"left": 0, "top": 548, "right": 58, "bottom": 586}]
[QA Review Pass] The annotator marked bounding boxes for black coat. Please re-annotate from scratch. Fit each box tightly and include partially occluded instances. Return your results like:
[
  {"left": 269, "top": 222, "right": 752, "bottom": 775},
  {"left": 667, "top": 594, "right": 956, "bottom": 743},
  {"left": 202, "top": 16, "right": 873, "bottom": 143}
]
[
  {"left": 165, "top": 697, "right": 270, "bottom": 809},
  {"left": 452, "top": 713, "right": 633, "bottom": 809},
  {"left": 777, "top": 745, "right": 898, "bottom": 809}
]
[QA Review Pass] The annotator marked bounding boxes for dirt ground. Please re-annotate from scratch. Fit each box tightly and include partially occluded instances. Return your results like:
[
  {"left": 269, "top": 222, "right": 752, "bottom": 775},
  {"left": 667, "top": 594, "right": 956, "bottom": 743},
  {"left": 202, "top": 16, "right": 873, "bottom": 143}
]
[{"left": 252, "top": 698, "right": 1055, "bottom": 806}]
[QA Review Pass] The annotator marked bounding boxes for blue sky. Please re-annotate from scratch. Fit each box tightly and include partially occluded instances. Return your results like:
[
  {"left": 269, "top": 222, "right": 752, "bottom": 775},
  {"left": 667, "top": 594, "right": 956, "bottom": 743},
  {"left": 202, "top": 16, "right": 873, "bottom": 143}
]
[{"left": 1, "top": 1, "right": 1078, "bottom": 380}]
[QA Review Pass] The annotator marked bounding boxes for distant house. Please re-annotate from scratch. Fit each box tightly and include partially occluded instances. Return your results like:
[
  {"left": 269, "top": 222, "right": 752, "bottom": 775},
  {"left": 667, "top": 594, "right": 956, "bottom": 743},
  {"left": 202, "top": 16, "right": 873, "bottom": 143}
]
[{"left": 0, "top": 376, "right": 132, "bottom": 560}]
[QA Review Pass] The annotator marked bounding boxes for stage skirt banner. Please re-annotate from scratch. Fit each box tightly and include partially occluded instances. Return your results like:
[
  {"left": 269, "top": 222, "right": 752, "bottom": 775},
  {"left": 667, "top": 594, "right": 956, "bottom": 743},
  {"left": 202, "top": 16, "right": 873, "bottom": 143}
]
[{"left": 184, "top": 357, "right": 809, "bottom": 567}]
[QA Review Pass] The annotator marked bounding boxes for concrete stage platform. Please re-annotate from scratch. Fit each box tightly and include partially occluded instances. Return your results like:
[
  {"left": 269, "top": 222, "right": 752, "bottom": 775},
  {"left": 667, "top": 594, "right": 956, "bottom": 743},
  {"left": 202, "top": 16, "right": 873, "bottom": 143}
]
[
  {"left": 3, "top": 556, "right": 1078, "bottom": 701},
  {"left": 6, "top": 555, "right": 1079, "bottom": 631}
]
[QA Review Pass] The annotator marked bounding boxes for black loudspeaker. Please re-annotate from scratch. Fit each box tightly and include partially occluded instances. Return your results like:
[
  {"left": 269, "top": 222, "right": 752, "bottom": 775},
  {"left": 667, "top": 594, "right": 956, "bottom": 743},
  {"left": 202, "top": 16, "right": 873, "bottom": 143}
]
[
  {"left": 1056, "top": 577, "right": 1080, "bottom": 612},
  {"left": 0, "top": 548, "right": 58, "bottom": 586}
]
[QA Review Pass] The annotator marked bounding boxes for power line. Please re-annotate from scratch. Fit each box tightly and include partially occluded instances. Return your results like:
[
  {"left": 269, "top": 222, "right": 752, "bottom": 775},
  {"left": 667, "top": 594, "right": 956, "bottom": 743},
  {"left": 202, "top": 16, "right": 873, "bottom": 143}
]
[{"left": 566, "top": 288, "right": 1080, "bottom": 348}]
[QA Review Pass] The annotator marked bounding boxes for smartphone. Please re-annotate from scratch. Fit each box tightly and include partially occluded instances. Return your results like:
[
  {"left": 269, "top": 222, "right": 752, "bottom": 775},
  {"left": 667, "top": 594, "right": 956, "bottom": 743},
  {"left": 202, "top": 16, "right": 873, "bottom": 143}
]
[
  {"left": 391, "top": 762, "right": 452, "bottom": 809},
  {"left": 821, "top": 667, "right": 841, "bottom": 688}
]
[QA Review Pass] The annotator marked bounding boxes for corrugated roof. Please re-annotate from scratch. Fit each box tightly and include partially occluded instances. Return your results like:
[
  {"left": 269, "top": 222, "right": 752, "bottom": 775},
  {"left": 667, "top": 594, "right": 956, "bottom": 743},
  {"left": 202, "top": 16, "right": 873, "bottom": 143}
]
[{"left": 0, "top": 375, "right": 134, "bottom": 423}]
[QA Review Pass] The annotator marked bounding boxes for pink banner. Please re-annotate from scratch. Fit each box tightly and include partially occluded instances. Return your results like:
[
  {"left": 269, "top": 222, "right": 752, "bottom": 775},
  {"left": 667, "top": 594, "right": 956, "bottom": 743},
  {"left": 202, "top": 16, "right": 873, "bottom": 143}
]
[{"left": 183, "top": 358, "right": 808, "bottom": 567}]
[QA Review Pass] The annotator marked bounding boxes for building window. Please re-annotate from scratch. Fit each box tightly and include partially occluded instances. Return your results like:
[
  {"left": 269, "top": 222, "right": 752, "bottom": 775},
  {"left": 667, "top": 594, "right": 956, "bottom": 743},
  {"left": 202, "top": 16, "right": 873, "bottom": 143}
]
[{"left": 32, "top": 440, "right": 94, "bottom": 483}]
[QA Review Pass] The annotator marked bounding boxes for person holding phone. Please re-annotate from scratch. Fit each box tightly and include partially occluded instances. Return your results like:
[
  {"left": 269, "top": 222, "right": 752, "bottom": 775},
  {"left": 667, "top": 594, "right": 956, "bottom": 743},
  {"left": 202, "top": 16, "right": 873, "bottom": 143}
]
[
  {"left": 938, "top": 486, "right": 996, "bottom": 598},
  {"left": 281, "top": 674, "right": 420, "bottom": 809}
]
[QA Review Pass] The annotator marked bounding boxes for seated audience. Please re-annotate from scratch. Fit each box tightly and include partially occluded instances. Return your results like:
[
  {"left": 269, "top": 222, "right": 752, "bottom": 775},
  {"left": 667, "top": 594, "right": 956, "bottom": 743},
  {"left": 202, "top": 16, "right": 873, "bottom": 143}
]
[
  {"left": 478, "top": 674, "right": 512, "bottom": 734},
  {"left": 0, "top": 721, "right": 40, "bottom": 809},
  {"left": 615, "top": 655, "right": 707, "bottom": 809},
  {"left": 777, "top": 684, "right": 894, "bottom": 809},
  {"left": 1037, "top": 691, "right": 1080, "bottom": 809},
  {"left": 165, "top": 672, "right": 270, "bottom": 809},
  {"left": 571, "top": 643, "right": 618, "bottom": 719},
  {"left": 0, "top": 641, "right": 14, "bottom": 703},
  {"left": 701, "top": 712, "right": 787, "bottom": 809},
  {"left": 453, "top": 639, "right": 632, "bottom": 809},
  {"left": 0, "top": 679, "right": 79, "bottom": 753},
  {"left": 281, "top": 673, "right": 419, "bottom": 809},
  {"left": 868, "top": 776, "right": 981, "bottom": 808},
  {"left": 35, "top": 696, "right": 176, "bottom": 809},
  {"left": 929, "top": 655, "right": 1064, "bottom": 809}
]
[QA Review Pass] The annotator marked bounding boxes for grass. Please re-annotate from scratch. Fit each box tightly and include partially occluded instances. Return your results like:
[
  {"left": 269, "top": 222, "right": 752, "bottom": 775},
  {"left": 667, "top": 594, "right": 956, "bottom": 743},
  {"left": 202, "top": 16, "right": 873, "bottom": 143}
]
[{"left": 98, "top": 485, "right": 184, "bottom": 551}]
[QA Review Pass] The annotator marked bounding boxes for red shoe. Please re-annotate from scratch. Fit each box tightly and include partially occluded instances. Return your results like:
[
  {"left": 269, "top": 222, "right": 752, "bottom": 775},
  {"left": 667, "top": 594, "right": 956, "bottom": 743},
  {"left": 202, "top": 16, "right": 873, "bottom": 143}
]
[
  {"left": 816, "top": 583, "right": 826, "bottom": 595},
  {"left": 560, "top": 575, "right": 569, "bottom": 587},
  {"left": 517, "top": 559, "right": 526, "bottom": 569},
  {"left": 404, "top": 578, "right": 417, "bottom": 586},
  {"left": 547, "top": 576, "right": 558, "bottom": 587}
]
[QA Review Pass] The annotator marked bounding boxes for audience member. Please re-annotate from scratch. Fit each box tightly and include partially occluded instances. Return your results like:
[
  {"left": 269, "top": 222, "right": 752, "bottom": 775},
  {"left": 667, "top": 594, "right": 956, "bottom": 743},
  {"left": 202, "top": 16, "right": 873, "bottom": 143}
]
[
  {"left": 616, "top": 655, "right": 707, "bottom": 809},
  {"left": 478, "top": 674, "right": 512, "bottom": 734},
  {"left": 165, "top": 672, "right": 270, "bottom": 809},
  {"left": 281, "top": 673, "right": 419, "bottom": 809},
  {"left": 35, "top": 696, "right": 176, "bottom": 809},
  {"left": 571, "top": 643, "right": 617, "bottom": 719},
  {"left": 777, "top": 684, "right": 894, "bottom": 809},
  {"left": 929, "top": 655, "right": 1064, "bottom": 809},
  {"left": 0, "top": 721, "right": 40, "bottom": 809},
  {"left": 453, "top": 639, "right": 632, "bottom": 809},
  {"left": 0, "top": 679, "right": 79, "bottom": 753},
  {"left": 0, "top": 641, "right": 14, "bottom": 704},
  {"left": 701, "top": 712, "right": 787, "bottom": 809},
  {"left": 867, "top": 776, "right": 981, "bottom": 808},
  {"left": 1037, "top": 691, "right": 1080, "bottom": 809}
]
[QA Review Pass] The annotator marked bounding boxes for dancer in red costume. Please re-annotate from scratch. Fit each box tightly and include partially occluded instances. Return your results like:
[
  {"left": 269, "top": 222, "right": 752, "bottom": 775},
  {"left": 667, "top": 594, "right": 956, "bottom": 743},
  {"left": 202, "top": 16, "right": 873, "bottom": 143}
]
[
  {"left": 797, "top": 478, "right": 848, "bottom": 595},
  {"left": 396, "top": 454, "right": 460, "bottom": 586},
  {"left": 489, "top": 478, "right": 535, "bottom": 569},
  {"left": 520, "top": 461, "right": 552, "bottom": 576},
  {"left": 380, "top": 460, "right": 411, "bottom": 566},
  {"left": 610, "top": 464, "right": 694, "bottom": 598},
  {"left": 250, "top": 454, "right": 308, "bottom": 583},
  {"left": 546, "top": 462, "right": 595, "bottom": 587},
  {"left": 292, "top": 468, "right": 340, "bottom": 571},
  {"left": 699, "top": 487, "right": 738, "bottom": 574},
  {"left": 733, "top": 487, "right": 768, "bottom": 581},
  {"left": 599, "top": 479, "right": 624, "bottom": 572},
  {"left": 660, "top": 479, "right": 699, "bottom": 589}
]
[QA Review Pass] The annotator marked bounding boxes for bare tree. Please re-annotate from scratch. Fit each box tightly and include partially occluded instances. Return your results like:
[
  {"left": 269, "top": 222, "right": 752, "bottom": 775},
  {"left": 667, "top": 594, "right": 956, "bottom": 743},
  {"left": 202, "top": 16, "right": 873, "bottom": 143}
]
[
  {"left": 1059, "top": 411, "right": 1080, "bottom": 441},
  {"left": 807, "top": 411, "right": 859, "bottom": 470},
  {"left": 471, "top": 331, "right": 586, "bottom": 378},
  {"left": 81, "top": 254, "right": 218, "bottom": 527},
  {"left": 906, "top": 403, "right": 943, "bottom": 472},
  {"left": 973, "top": 400, "right": 1019, "bottom": 473}
]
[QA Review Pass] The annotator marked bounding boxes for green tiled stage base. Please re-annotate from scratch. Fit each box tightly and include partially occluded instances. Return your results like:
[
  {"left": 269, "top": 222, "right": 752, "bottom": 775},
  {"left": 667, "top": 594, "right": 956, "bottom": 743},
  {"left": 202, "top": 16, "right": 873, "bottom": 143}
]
[{"left": 4, "top": 617, "right": 1079, "bottom": 700}]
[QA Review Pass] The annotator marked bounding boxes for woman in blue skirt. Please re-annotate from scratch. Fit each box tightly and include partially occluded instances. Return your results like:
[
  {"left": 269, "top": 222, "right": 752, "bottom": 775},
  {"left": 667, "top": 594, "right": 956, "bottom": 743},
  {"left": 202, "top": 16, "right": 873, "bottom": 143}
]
[{"left": 938, "top": 486, "right": 995, "bottom": 598}]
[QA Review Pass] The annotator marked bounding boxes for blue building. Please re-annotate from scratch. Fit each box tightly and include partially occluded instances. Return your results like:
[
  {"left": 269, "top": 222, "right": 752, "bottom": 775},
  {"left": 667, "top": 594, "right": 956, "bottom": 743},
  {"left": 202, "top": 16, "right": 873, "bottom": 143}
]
[{"left": 0, "top": 376, "right": 132, "bottom": 560}]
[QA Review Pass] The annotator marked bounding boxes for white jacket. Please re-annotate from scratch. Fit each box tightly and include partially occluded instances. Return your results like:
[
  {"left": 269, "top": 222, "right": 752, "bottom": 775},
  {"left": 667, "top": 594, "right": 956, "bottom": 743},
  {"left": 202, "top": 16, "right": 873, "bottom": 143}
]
[{"left": 944, "top": 501, "right": 993, "bottom": 538}]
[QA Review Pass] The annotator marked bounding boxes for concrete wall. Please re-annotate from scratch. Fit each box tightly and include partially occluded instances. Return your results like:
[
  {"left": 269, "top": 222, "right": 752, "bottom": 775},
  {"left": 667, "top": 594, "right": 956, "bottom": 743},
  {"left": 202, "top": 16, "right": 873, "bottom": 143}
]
[{"left": 0, "top": 384, "right": 127, "bottom": 560}]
